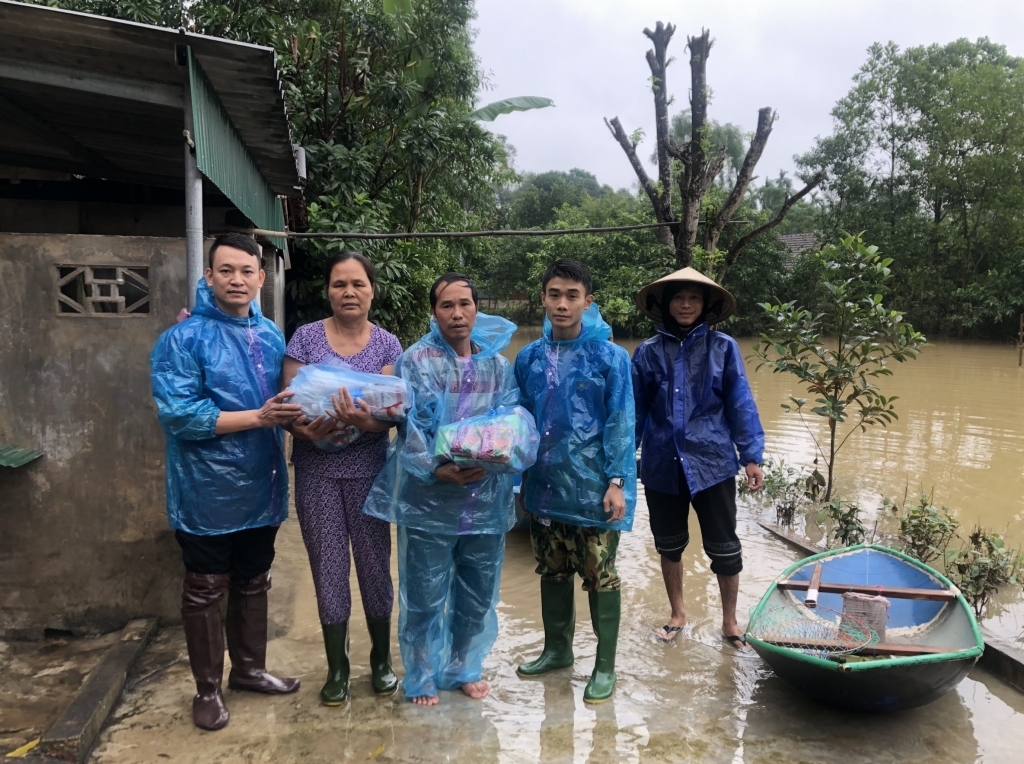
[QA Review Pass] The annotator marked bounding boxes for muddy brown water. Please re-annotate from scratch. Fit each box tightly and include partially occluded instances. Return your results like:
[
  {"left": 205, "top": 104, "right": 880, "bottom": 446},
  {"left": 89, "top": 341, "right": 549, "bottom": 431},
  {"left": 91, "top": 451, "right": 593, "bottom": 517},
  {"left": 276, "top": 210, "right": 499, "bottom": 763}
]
[{"left": 88, "top": 333, "right": 1024, "bottom": 763}]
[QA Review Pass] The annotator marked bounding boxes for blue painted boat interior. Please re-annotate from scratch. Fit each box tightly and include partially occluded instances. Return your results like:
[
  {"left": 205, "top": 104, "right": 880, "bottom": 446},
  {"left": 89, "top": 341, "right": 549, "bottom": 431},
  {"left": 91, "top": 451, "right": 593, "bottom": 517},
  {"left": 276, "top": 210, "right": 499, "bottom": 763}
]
[{"left": 786, "top": 548, "right": 946, "bottom": 628}]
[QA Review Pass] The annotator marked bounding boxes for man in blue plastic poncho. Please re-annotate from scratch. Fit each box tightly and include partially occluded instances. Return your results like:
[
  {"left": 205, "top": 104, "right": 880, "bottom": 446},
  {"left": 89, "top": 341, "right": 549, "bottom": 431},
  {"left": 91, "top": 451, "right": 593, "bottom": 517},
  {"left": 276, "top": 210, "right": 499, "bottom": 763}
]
[
  {"left": 514, "top": 258, "right": 637, "bottom": 704},
  {"left": 150, "top": 233, "right": 302, "bottom": 731},
  {"left": 363, "top": 273, "right": 519, "bottom": 706}
]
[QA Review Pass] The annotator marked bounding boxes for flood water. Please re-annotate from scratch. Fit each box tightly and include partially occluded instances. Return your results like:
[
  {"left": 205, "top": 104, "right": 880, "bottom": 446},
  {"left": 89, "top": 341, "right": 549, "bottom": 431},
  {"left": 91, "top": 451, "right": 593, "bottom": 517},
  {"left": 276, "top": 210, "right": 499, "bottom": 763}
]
[
  {"left": 91, "top": 331, "right": 1024, "bottom": 763},
  {"left": 507, "top": 329, "right": 1024, "bottom": 641}
]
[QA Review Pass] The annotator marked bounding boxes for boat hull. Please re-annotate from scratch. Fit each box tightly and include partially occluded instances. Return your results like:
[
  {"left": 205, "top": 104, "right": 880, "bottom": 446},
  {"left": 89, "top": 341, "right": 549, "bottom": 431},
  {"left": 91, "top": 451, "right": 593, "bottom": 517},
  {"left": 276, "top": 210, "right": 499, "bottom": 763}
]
[
  {"left": 748, "top": 544, "right": 984, "bottom": 712},
  {"left": 752, "top": 641, "right": 977, "bottom": 711}
]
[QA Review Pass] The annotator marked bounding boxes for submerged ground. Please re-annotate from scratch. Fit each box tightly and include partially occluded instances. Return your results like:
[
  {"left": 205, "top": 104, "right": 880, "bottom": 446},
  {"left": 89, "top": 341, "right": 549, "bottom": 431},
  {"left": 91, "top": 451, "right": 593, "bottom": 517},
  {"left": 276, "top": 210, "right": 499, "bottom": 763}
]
[{"left": 87, "top": 486, "right": 1024, "bottom": 764}]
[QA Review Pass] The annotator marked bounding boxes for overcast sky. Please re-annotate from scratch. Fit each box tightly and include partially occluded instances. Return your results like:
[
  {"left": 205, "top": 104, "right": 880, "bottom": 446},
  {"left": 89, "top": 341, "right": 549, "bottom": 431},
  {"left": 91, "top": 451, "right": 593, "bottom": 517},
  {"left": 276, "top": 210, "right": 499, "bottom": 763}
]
[{"left": 473, "top": 0, "right": 1024, "bottom": 192}]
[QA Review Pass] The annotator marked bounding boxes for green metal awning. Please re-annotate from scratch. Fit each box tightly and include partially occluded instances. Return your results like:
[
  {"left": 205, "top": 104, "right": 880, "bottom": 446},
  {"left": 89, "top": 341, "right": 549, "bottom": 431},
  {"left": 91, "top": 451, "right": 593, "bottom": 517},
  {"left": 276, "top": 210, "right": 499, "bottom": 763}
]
[
  {"left": 187, "top": 48, "right": 287, "bottom": 250},
  {"left": 0, "top": 443, "right": 42, "bottom": 468}
]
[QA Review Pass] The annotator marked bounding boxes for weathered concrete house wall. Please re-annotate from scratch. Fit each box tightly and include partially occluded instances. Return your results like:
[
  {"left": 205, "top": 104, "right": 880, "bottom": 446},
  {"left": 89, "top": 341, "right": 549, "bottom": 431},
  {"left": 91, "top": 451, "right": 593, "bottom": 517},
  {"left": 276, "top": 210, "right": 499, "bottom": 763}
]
[
  {"left": 0, "top": 234, "right": 189, "bottom": 637},
  {"left": 0, "top": 1, "right": 301, "bottom": 638}
]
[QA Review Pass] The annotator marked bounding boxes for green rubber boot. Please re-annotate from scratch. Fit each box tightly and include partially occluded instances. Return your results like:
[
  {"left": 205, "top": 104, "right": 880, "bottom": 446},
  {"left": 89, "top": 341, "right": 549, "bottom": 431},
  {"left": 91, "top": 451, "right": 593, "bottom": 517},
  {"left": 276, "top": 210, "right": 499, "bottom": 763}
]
[
  {"left": 366, "top": 616, "right": 399, "bottom": 696},
  {"left": 583, "top": 589, "right": 620, "bottom": 704},
  {"left": 320, "top": 622, "right": 350, "bottom": 706},
  {"left": 517, "top": 577, "right": 576, "bottom": 677}
]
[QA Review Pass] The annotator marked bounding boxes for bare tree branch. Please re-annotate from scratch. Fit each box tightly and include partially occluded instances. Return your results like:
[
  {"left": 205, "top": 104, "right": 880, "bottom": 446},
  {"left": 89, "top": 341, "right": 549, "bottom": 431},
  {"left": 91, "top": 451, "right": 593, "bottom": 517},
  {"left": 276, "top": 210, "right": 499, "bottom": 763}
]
[
  {"left": 706, "top": 106, "right": 776, "bottom": 253},
  {"left": 643, "top": 22, "right": 676, "bottom": 226},
  {"left": 716, "top": 172, "right": 824, "bottom": 281},
  {"left": 605, "top": 116, "right": 674, "bottom": 247}
]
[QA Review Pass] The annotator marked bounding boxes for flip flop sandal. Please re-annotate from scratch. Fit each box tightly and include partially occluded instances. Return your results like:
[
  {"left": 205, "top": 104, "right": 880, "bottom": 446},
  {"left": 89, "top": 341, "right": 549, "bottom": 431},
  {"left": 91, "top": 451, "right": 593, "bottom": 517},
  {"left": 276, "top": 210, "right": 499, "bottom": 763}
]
[
  {"left": 722, "top": 633, "right": 751, "bottom": 651},
  {"left": 654, "top": 625, "right": 685, "bottom": 642}
]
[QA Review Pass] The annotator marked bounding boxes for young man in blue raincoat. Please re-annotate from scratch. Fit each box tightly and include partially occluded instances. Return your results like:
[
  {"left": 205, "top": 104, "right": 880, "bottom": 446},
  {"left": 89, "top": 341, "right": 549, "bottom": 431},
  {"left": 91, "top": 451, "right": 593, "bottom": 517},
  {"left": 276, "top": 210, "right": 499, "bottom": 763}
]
[
  {"left": 632, "top": 268, "right": 764, "bottom": 648},
  {"left": 514, "top": 258, "right": 636, "bottom": 704},
  {"left": 363, "top": 273, "right": 520, "bottom": 705},
  {"left": 150, "top": 233, "right": 302, "bottom": 731}
]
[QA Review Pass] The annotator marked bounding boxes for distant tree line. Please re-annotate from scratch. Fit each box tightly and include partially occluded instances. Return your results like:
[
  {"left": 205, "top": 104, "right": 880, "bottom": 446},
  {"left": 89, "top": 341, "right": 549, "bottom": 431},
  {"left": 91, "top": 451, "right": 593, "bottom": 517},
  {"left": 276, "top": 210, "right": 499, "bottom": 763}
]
[{"left": 21, "top": 2, "right": 1024, "bottom": 340}]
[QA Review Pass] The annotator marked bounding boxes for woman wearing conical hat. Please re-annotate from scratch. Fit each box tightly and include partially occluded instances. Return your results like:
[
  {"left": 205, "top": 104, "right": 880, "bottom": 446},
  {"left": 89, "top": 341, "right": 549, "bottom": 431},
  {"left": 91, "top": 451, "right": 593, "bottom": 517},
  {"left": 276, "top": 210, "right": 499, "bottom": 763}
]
[{"left": 631, "top": 268, "right": 765, "bottom": 648}]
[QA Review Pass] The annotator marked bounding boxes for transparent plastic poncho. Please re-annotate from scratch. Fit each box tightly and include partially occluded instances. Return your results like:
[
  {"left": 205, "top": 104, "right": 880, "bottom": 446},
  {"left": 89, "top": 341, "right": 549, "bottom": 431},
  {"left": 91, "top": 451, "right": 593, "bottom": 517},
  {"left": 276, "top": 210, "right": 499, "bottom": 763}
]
[
  {"left": 362, "top": 313, "right": 521, "bottom": 536},
  {"left": 396, "top": 526, "right": 505, "bottom": 698},
  {"left": 513, "top": 304, "right": 637, "bottom": 531},
  {"left": 288, "top": 361, "right": 412, "bottom": 452},
  {"left": 150, "top": 280, "right": 289, "bottom": 535},
  {"left": 434, "top": 405, "right": 539, "bottom": 473}
]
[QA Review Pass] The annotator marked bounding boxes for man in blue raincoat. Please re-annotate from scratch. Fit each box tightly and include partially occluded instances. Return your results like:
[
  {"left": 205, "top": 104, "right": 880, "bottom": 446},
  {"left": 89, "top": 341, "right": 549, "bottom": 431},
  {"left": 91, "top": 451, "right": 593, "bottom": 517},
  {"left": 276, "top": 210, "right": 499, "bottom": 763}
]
[
  {"left": 150, "top": 233, "right": 302, "bottom": 731},
  {"left": 632, "top": 268, "right": 764, "bottom": 649},
  {"left": 363, "top": 273, "right": 520, "bottom": 705},
  {"left": 514, "top": 258, "right": 636, "bottom": 704}
]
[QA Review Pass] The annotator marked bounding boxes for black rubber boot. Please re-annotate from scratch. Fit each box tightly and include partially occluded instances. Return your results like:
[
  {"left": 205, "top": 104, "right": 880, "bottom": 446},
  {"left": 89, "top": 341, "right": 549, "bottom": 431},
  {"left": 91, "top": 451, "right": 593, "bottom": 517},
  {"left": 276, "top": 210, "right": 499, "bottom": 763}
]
[
  {"left": 517, "top": 577, "right": 576, "bottom": 677},
  {"left": 320, "top": 622, "right": 350, "bottom": 705},
  {"left": 366, "top": 616, "right": 399, "bottom": 696},
  {"left": 225, "top": 572, "right": 300, "bottom": 695},
  {"left": 583, "top": 589, "right": 620, "bottom": 704}
]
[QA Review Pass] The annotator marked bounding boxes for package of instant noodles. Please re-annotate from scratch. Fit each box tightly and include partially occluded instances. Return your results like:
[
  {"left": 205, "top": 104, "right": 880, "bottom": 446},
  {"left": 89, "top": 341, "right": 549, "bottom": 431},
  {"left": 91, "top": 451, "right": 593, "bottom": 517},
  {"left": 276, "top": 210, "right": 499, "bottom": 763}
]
[{"left": 434, "top": 405, "right": 539, "bottom": 474}]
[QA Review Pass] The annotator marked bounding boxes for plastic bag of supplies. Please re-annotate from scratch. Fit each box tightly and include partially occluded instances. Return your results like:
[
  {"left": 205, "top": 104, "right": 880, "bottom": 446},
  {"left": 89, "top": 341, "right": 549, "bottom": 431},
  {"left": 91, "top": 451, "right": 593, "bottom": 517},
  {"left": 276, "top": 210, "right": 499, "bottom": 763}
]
[
  {"left": 289, "top": 362, "right": 412, "bottom": 452},
  {"left": 434, "top": 405, "right": 539, "bottom": 473}
]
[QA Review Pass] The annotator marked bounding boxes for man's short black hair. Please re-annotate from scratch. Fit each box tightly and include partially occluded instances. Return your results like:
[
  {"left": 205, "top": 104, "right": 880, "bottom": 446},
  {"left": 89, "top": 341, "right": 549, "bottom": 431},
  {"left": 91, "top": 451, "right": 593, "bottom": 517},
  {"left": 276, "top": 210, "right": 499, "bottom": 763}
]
[
  {"left": 542, "top": 258, "right": 593, "bottom": 295},
  {"left": 430, "top": 272, "right": 479, "bottom": 311},
  {"left": 208, "top": 232, "right": 263, "bottom": 268}
]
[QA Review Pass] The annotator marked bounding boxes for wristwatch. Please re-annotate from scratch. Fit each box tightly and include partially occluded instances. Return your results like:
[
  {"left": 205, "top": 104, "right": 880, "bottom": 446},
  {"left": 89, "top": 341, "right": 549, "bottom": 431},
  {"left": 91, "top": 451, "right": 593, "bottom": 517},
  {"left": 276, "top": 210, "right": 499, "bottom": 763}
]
[{"left": 609, "top": 477, "right": 625, "bottom": 488}]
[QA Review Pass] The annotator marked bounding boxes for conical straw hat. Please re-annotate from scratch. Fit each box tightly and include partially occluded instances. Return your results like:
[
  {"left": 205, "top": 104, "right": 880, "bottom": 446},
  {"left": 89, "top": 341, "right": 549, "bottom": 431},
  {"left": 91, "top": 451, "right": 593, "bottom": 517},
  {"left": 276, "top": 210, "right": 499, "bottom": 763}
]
[{"left": 634, "top": 267, "right": 736, "bottom": 325}]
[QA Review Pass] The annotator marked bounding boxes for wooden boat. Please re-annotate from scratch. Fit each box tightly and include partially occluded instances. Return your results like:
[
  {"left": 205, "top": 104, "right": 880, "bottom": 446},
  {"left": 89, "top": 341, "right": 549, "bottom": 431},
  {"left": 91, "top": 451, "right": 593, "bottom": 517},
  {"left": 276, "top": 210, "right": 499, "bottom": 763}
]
[{"left": 746, "top": 544, "right": 984, "bottom": 711}]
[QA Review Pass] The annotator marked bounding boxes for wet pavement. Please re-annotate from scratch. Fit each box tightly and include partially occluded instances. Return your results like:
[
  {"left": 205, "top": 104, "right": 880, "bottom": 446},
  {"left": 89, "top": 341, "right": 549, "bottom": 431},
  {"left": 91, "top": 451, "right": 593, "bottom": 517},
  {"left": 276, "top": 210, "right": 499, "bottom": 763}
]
[
  {"left": 86, "top": 488, "right": 1024, "bottom": 764},
  {"left": 1, "top": 630, "right": 117, "bottom": 756}
]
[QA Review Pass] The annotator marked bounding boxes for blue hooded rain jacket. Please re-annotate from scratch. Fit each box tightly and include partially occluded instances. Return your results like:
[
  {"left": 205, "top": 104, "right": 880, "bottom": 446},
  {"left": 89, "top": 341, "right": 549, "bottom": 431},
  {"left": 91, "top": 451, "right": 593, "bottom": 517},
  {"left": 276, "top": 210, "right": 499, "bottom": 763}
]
[
  {"left": 362, "top": 312, "right": 521, "bottom": 536},
  {"left": 514, "top": 304, "right": 637, "bottom": 531},
  {"left": 632, "top": 323, "right": 764, "bottom": 496},
  {"left": 150, "top": 280, "right": 289, "bottom": 535}
]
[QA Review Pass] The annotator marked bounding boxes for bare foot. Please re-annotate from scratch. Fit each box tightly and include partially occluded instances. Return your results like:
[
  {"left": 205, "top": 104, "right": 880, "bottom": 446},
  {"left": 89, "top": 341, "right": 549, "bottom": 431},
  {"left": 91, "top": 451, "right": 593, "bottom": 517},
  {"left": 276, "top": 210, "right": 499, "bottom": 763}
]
[
  {"left": 460, "top": 680, "right": 490, "bottom": 700},
  {"left": 410, "top": 694, "right": 439, "bottom": 706}
]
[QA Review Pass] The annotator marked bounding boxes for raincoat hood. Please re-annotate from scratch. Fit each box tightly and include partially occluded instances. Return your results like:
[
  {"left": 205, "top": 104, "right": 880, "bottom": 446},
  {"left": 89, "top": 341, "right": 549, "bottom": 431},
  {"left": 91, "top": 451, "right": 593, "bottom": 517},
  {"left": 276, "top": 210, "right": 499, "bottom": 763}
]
[
  {"left": 427, "top": 312, "right": 516, "bottom": 358},
  {"left": 515, "top": 302, "right": 637, "bottom": 531},
  {"left": 635, "top": 267, "right": 736, "bottom": 325},
  {"left": 542, "top": 303, "right": 613, "bottom": 344}
]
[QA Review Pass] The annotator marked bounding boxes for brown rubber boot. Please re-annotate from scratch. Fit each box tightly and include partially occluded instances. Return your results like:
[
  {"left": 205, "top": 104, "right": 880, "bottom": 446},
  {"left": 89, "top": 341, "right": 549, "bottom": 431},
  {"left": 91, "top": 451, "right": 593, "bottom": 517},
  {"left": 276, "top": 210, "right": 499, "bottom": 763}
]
[
  {"left": 181, "top": 572, "right": 231, "bottom": 731},
  {"left": 226, "top": 572, "right": 300, "bottom": 694}
]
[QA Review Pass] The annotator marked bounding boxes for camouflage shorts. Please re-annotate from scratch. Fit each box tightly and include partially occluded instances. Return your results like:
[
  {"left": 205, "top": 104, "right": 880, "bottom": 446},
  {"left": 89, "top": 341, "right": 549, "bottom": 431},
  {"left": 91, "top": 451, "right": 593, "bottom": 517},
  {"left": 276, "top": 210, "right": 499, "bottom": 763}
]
[{"left": 530, "top": 517, "right": 620, "bottom": 592}]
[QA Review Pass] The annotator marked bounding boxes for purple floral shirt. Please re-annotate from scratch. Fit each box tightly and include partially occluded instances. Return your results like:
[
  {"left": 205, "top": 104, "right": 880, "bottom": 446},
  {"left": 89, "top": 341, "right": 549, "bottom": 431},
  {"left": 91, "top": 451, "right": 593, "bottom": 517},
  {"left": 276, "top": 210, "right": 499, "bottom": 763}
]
[{"left": 286, "top": 321, "right": 402, "bottom": 479}]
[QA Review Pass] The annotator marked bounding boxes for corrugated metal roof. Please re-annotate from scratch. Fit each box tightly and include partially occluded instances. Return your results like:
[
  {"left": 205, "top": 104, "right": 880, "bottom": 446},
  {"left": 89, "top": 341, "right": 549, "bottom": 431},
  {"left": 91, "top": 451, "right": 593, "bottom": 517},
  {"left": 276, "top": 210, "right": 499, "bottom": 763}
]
[
  {"left": 0, "top": 0, "right": 299, "bottom": 195},
  {"left": 0, "top": 443, "right": 42, "bottom": 468},
  {"left": 188, "top": 49, "right": 286, "bottom": 248}
]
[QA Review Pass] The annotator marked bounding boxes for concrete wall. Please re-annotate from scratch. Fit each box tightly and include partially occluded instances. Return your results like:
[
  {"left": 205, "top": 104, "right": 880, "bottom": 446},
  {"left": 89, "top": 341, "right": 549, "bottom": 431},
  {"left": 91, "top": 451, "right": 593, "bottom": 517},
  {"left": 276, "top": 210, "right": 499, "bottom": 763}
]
[{"left": 0, "top": 234, "right": 188, "bottom": 638}]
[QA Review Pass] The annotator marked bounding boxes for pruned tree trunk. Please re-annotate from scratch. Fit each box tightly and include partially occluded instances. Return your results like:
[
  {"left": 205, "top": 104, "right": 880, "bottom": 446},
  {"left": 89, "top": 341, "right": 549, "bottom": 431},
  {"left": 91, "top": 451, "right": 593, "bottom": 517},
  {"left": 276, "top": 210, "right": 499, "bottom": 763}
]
[
  {"left": 672, "top": 30, "right": 717, "bottom": 267},
  {"left": 606, "top": 23, "right": 824, "bottom": 279}
]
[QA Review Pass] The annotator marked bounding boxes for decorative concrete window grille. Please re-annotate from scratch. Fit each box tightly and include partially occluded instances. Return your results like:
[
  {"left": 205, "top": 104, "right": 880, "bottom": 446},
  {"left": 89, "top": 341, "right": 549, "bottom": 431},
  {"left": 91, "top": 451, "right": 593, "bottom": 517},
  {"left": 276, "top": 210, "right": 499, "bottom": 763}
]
[{"left": 55, "top": 265, "right": 150, "bottom": 316}]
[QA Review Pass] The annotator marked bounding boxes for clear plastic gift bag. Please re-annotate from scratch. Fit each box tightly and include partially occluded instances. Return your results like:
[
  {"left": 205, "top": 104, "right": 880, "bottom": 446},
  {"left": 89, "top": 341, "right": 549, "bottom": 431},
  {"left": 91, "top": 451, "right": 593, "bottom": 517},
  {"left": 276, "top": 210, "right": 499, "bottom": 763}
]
[
  {"left": 434, "top": 405, "right": 539, "bottom": 473},
  {"left": 289, "top": 361, "right": 412, "bottom": 452}
]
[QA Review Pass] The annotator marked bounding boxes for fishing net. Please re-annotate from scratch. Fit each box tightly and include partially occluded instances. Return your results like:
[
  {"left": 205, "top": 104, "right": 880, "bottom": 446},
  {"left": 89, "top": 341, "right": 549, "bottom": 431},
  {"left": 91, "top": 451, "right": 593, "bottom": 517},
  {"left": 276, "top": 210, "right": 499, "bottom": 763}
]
[
  {"left": 841, "top": 592, "right": 890, "bottom": 642},
  {"left": 748, "top": 605, "right": 879, "bottom": 660}
]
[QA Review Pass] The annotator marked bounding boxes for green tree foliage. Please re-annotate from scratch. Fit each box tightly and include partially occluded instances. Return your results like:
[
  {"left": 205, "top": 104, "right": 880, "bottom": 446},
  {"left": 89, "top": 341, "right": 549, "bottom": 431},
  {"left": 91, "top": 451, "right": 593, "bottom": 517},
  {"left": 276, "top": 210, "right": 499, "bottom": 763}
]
[
  {"left": 23, "top": 0, "right": 511, "bottom": 344},
  {"left": 653, "top": 110, "right": 747, "bottom": 189},
  {"left": 799, "top": 38, "right": 1024, "bottom": 337},
  {"left": 752, "top": 233, "right": 926, "bottom": 501}
]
